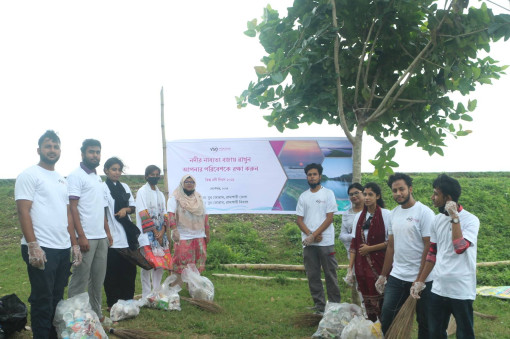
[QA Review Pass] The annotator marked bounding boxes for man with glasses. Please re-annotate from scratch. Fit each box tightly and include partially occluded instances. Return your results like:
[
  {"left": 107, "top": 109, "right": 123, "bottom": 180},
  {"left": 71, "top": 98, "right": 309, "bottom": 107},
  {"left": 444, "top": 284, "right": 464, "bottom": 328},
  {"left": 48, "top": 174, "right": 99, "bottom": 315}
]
[{"left": 376, "top": 173, "right": 435, "bottom": 338}]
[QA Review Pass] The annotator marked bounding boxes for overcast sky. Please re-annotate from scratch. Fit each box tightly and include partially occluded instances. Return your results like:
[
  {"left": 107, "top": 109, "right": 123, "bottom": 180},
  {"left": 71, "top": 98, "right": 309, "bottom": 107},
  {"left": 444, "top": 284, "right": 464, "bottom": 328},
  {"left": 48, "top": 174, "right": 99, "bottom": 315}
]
[{"left": 1, "top": 0, "right": 509, "bottom": 179}]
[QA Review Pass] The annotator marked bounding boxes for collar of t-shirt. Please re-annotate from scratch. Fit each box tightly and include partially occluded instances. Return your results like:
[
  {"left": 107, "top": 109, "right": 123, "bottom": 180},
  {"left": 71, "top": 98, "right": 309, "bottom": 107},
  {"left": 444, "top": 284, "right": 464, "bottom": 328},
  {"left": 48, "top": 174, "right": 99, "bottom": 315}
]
[{"left": 80, "top": 162, "right": 97, "bottom": 175}]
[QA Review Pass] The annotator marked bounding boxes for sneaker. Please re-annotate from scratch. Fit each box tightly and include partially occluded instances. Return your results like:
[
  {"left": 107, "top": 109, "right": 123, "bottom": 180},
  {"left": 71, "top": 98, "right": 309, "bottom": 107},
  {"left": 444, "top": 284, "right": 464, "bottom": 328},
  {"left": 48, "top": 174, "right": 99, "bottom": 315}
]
[{"left": 313, "top": 310, "right": 324, "bottom": 316}]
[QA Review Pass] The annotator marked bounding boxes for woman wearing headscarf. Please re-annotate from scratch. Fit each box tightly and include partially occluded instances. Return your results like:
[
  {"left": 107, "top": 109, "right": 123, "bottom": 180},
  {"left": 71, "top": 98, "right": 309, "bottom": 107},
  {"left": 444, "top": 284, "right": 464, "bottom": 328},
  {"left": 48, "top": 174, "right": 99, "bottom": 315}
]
[
  {"left": 167, "top": 175, "right": 209, "bottom": 285},
  {"left": 135, "top": 165, "right": 172, "bottom": 298},
  {"left": 346, "top": 182, "right": 391, "bottom": 322}
]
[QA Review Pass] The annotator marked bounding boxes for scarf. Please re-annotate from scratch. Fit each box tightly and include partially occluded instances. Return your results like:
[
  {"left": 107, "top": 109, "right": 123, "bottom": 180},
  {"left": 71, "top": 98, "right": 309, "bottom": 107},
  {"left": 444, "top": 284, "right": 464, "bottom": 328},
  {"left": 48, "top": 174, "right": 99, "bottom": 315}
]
[
  {"left": 172, "top": 174, "right": 205, "bottom": 231},
  {"left": 142, "top": 183, "right": 169, "bottom": 251},
  {"left": 105, "top": 179, "right": 140, "bottom": 250}
]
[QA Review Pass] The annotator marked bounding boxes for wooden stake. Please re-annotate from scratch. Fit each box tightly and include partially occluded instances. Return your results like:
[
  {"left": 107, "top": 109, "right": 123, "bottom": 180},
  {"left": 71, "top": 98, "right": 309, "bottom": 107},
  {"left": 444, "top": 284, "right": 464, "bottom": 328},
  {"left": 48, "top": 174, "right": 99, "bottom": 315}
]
[
  {"left": 219, "top": 263, "right": 349, "bottom": 271},
  {"left": 160, "top": 87, "right": 169, "bottom": 200}
]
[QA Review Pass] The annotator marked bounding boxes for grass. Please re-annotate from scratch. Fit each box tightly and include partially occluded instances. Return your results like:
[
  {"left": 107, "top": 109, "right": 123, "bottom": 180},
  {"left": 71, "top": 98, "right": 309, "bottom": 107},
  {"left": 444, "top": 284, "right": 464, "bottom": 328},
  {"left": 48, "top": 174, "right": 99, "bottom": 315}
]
[{"left": 1, "top": 173, "right": 510, "bottom": 338}]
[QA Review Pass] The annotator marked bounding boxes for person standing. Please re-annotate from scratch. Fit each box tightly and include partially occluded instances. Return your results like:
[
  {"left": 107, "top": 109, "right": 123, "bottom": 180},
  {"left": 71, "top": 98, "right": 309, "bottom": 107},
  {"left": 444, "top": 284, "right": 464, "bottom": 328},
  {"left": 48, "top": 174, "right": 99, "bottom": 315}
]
[
  {"left": 136, "top": 165, "right": 172, "bottom": 298},
  {"left": 67, "top": 139, "right": 111, "bottom": 320},
  {"left": 167, "top": 175, "right": 210, "bottom": 287},
  {"left": 376, "top": 173, "right": 435, "bottom": 337},
  {"left": 345, "top": 182, "right": 390, "bottom": 321},
  {"left": 296, "top": 163, "right": 341, "bottom": 314},
  {"left": 15, "top": 130, "right": 82, "bottom": 339},
  {"left": 103, "top": 157, "right": 139, "bottom": 309},
  {"left": 413, "top": 174, "right": 479, "bottom": 339}
]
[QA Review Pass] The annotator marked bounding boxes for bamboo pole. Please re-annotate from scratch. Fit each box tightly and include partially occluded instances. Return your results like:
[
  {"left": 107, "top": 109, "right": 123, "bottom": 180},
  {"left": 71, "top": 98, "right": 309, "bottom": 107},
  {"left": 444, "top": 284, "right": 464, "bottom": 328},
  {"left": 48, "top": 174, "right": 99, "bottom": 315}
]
[
  {"left": 160, "top": 87, "right": 169, "bottom": 200},
  {"left": 212, "top": 273, "right": 323, "bottom": 282},
  {"left": 218, "top": 261, "right": 510, "bottom": 272}
]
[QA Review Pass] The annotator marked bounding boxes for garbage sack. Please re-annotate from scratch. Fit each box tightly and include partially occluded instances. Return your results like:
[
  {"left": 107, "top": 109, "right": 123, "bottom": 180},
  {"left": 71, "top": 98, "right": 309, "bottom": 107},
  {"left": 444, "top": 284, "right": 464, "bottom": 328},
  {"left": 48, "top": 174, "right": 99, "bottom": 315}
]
[
  {"left": 340, "top": 316, "right": 383, "bottom": 339},
  {"left": 53, "top": 292, "right": 107, "bottom": 339},
  {"left": 312, "top": 302, "right": 363, "bottom": 339},
  {"left": 143, "top": 274, "right": 182, "bottom": 311},
  {"left": 181, "top": 264, "right": 214, "bottom": 301},
  {"left": 110, "top": 299, "right": 144, "bottom": 322},
  {"left": 0, "top": 294, "right": 27, "bottom": 337}
]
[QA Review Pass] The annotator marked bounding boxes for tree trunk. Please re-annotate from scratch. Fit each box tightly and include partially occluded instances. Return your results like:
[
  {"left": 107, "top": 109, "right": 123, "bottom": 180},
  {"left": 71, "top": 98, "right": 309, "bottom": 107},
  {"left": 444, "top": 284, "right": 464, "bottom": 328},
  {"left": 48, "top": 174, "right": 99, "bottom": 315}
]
[{"left": 351, "top": 127, "right": 364, "bottom": 183}]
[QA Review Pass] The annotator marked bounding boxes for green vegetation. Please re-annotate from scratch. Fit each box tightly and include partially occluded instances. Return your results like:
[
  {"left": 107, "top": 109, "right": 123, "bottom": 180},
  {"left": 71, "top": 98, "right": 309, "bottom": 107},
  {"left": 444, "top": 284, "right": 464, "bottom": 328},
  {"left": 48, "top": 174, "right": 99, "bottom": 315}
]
[{"left": 1, "top": 173, "right": 509, "bottom": 338}]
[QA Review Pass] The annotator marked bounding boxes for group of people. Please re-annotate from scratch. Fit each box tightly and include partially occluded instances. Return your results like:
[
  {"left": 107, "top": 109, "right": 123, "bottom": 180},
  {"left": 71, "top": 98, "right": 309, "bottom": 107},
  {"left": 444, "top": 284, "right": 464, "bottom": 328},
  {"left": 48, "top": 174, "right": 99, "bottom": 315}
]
[
  {"left": 297, "top": 163, "right": 479, "bottom": 339},
  {"left": 15, "top": 130, "right": 209, "bottom": 339}
]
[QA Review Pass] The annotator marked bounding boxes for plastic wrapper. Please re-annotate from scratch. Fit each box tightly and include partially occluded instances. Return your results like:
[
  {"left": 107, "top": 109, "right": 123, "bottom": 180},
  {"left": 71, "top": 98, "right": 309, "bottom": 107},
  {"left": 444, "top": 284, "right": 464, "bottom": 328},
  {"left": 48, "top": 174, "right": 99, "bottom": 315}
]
[
  {"left": 340, "top": 316, "right": 382, "bottom": 339},
  {"left": 181, "top": 264, "right": 214, "bottom": 301},
  {"left": 312, "top": 302, "right": 363, "bottom": 339},
  {"left": 53, "top": 292, "right": 107, "bottom": 339},
  {"left": 109, "top": 299, "right": 143, "bottom": 322},
  {"left": 143, "top": 274, "right": 182, "bottom": 311}
]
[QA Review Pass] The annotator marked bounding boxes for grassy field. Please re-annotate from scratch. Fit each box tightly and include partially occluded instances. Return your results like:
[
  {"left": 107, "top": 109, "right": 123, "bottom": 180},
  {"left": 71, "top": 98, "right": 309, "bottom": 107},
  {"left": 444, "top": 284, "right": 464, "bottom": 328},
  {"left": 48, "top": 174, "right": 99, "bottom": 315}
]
[{"left": 1, "top": 173, "right": 509, "bottom": 338}]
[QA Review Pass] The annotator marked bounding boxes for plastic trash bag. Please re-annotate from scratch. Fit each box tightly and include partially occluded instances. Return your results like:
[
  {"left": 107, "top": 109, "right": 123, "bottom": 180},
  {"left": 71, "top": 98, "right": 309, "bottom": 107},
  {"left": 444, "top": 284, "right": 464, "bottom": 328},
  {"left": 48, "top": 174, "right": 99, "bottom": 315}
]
[
  {"left": 181, "top": 264, "right": 214, "bottom": 301},
  {"left": 312, "top": 302, "right": 363, "bottom": 339},
  {"left": 53, "top": 292, "right": 107, "bottom": 339},
  {"left": 143, "top": 274, "right": 182, "bottom": 311},
  {"left": 0, "top": 294, "right": 27, "bottom": 337},
  {"left": 109, "top": 299, "right": 144, "bottom": 322},
  {"left": 340, "top": 316, "right": 383, "bottom": 339}
]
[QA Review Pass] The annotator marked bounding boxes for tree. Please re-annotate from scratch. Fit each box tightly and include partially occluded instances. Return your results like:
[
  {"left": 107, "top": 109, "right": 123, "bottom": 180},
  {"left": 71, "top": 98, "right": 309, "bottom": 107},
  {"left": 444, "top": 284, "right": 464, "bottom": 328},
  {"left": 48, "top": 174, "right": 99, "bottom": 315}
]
[{"left": 237, "top": 0, "right": 509, "bottom": 182}]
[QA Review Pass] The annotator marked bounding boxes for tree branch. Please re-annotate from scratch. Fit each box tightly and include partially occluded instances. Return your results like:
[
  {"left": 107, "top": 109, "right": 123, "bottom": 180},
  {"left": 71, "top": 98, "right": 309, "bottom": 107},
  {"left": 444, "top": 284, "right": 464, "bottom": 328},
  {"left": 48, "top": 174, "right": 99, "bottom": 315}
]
[{"left": 354, "top": 18, "right": 376, "bottom": 110}]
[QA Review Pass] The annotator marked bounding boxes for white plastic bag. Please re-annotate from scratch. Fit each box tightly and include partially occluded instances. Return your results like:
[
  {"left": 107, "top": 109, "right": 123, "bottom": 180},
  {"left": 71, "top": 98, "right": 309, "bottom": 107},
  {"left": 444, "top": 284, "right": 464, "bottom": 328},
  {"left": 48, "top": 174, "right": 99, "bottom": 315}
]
[
  {"left": 312, "top": 302, "right": 363, "bottom": 338},
  {"left": 53, "top": 292, "right": 108, "bottom": 339},
  {"left": 340, "top": 316, "right": 383, "bottom": 339},
  {"left": 142, "top": 274, "right": 182, "bottom": 311},
  {"left": 181, "top": 264, "right": 214, "bottom": 301},
  {"left": 109, "top": 299, "right": 144, "bottom": 321}
]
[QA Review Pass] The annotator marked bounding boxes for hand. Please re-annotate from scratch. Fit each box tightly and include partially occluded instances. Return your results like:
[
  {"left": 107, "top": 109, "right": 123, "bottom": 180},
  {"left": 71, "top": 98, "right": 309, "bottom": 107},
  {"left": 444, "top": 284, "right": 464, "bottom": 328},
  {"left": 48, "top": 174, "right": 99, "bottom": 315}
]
[
  {"left": 114, "top": 208, "right": 128, "bottom": 219},
  {"left": 154, "top": 230, "right": 164, "bottom": 245},
  {"left": 445, "top": 201, "right": 459, "bottom": 219},
  {"left": 343, "top": 268, "right": 354, "bottom": 287},
  {"left": 78, "top": 235, "right": 90, "bottom": 252},
  {"left": 171, "top": 229, "right": 180, "bottom": 242},
  {"left": 72, "top": 244, "right": 82, "bottom": 267},
  {"left": 410, "top": 281, "right": 426, "bottom": 299},
  {"left": 359, "top": 244, "right": 371, "bottom": 256},
  {"left": 107, "top": 232, "right": 113, "bottom": 247},
  {"left": 315, "top": 234, "right": 323, "bottom": 243},
  {"left": 27, "top": 241, "right": 47, "bottom": 270},
  {"left": 302, "top": 233, "right": 315, "bottom": 246},
  {"left": 375, "top": 275, "right": 387, "bottom": 294}
]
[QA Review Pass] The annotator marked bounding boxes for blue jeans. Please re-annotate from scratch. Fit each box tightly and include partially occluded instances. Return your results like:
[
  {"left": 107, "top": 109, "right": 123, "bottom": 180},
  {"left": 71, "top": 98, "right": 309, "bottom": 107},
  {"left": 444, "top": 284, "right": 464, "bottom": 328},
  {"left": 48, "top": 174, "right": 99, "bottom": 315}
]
[
  {"left": 429, "top": 292, "right": 474, "bottom": 339},
  {"left": 21, "top": 245, "right": 71, "bottom": 339},
  {"left": 380, "top": 275, "right": 432, "bottom": 339}
]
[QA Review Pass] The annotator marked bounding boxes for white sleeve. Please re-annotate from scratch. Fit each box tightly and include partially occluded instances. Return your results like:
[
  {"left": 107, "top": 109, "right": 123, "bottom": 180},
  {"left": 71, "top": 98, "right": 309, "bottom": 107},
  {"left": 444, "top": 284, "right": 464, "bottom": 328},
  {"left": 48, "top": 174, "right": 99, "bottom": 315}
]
[
  {"left": 420, "top": 205, "right": 435, "bottom": 238},
  {"left": 350, "top": 212, "right": 361, "bottom": 239},
  {"left": 326, "top": 190, "right": 337, "bottom": 213},
  {"left": 167, "top": 196, "right": 177, "bottom": 213},
  {"left": 14, "top": 171, "right": 36, "bottom": 201},
  {"left": 124, "top": 184, "right": 135, "bottom": 206},
  {"left": 461, "top": 213, "right": 479, "bottom": 246},
  {"left": 296, "top": 194, "right": 305, "bottom": 217},
  {"left": 382, "top": 209, "right": 391, "bottom": 241},
  {"left": 67, "top": 173, "right": 82, "bottom": 198}
]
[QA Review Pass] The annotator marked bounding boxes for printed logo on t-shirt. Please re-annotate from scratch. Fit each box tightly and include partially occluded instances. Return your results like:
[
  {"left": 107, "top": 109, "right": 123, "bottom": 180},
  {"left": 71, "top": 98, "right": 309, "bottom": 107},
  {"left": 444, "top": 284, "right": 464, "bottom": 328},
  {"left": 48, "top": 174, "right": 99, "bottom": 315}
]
[
  {"left": 58, "top": 179, "right": 66, "bottom": 185},
  {"left": 316, "top": 199, "right": 327, "bottom": 204}
]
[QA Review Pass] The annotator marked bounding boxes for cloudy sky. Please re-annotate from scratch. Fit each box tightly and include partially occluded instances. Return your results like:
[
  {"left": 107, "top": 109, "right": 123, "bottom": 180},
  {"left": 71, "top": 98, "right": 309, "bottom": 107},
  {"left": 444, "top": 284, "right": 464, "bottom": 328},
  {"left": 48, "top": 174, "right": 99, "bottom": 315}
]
[{"left": 0, "top": 0, "right": 509, "bottom": 179}]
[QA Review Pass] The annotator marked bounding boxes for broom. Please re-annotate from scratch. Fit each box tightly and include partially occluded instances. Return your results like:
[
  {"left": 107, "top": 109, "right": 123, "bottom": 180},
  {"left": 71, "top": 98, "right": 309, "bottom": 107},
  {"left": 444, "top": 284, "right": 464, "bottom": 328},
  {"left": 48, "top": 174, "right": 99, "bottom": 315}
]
[
  {"left": 385, "top": 295, "right": 417, "bottom": 339},
  {"left": 292, "top": 312, "right": 323, "bottom": 328},
  {"left": 107, "top": 327, "right": 171, "bottom": 339},
  {"left": 181, "top": 296, "right": 223, "bottom": 313}
]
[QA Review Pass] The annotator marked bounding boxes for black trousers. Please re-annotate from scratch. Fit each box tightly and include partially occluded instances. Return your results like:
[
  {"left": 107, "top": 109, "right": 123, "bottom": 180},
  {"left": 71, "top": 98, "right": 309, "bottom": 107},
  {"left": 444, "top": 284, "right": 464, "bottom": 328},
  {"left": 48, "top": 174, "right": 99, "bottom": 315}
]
[
  {"left": 21, "top": 245, "right": 71, "bottom": 339},
  {"left": 104, "top": 247, "right": 137, "bottom": 307}
]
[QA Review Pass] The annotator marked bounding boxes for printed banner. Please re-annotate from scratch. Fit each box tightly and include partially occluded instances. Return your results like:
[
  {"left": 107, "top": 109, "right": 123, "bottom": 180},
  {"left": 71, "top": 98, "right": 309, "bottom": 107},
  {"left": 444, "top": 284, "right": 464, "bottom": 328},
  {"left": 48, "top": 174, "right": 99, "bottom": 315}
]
[{"left": 166, "top": 138, "right": 353, "bottom": 214}]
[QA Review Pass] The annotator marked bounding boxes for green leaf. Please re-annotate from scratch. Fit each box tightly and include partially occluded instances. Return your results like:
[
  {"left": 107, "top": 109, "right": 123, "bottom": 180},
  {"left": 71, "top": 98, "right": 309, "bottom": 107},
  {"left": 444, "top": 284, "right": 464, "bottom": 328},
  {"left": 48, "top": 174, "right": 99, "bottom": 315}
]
[
  {"left": 271, "top": 72, "right": 284, "bottom": 83},
  {"left": 247, "top": 19, "right": 257, "bottom": 30},
  {"left": 456, "top": 103, "right": 466, "bottom": 114},
  {"left": 450, "top": 113, "right": 460, "bottom": 120},
  {"left": 456, "top": 131, "right": 469, "bottom": 136},
  {"left": 468, "top": 99, "right": 477, "bottom": 112},
  {"left": 244, "top": 29, "right": 256, "bottom": 38},
  {"left": 461, "top": 114, "right": 473, "bottom": 121}
]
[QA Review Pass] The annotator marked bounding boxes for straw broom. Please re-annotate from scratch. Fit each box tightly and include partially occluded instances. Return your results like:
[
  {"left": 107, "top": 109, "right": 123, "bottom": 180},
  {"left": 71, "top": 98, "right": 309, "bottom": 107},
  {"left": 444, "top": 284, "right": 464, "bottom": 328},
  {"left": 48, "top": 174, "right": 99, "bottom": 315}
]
[
  {"left": 107, "top": 327, "right": 167, "bottom": 339},
  {"left": 181, "top": 296, "right": 223, "bottom": 313},
  {"left": 292, "top": 312, "right": 323, "bottom": 328},
  {"left": 385, "top": 295, "right": 417, "bottom": 339}
]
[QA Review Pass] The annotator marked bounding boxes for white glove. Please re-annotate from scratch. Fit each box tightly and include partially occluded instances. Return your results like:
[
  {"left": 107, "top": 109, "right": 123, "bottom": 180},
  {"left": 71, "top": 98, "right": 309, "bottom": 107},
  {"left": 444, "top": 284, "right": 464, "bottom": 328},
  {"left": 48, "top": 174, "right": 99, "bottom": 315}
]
[
  {"left": 302, "top": 233, "right": 315, "bottom": 246},
  {"left": 27, "top": 241, "right": 47, "bottom": 270},
  {"left": 410, "top": 281, "right": 426, "bottom": 299},
  {"left": 343, "top": 268, "right": 354, "bottom": 287},
  {"left": 445, "top": 201, "right": 459, "bottom": 219},
  {"left": 72, "top": 244, "right": 82, "bottom": 267},
  {"left": 375, "top": 275, "right": 387, "bottom": 294},
  {"left": 171, "top": 229, "right": 180, "bottom": 242}
]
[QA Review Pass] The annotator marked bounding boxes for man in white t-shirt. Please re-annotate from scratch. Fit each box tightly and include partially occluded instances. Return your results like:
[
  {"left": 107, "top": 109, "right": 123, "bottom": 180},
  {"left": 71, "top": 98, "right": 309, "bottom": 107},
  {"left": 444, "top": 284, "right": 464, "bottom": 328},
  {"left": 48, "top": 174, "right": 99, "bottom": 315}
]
[
  {"left": 413, "top": 174, "right": 479, "bottom": 339},
  {"left": 296, "top": 163, "right": 341, "bottom": 314},
  {"left": 67, "top": 139, "right": 111, "bottom": 320},
  {"left": 15, "top": 130, "right": 82, "bottom": 339},
  {"left": 376, "top": 173, "right": 435, "bottom": 338}
]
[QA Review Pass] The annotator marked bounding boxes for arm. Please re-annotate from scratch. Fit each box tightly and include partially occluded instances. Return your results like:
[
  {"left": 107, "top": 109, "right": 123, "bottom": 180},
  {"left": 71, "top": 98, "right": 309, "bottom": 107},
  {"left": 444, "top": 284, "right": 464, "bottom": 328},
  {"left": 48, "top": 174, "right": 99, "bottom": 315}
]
[
  {"left": 67, "top": 204, "right": 78, "bottom": 246},
  {"left": 339, "top": 214, "right": 354, "bottom": 249},
  {"left": 205, "top": 215, "right": 210, "bottom": 244},
  {"left": 104, "top": 209, "right": 112, "bottom": 246},
  {"left": 70, "top": 199, "right": 89, "bottom": 252},
  {"left": 379, "top": 235, "right": 394, "bottom": 277},
  {"left": 416, "top": 236, "right": 431, "bottom": 280},
  {"left": 17, "top": 200, "right": 36, "bottom": 243},
  {"left": 114, "top": 206, "right": 134, "bottom": 218},
  {"left": 359, "top": 241, "right": 387, "bottom": 256}
]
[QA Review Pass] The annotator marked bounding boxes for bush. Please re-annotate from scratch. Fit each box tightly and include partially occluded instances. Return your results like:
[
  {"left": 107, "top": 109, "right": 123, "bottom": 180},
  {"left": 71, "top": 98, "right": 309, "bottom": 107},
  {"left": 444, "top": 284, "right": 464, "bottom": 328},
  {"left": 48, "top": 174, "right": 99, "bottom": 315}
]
[
  {"left": 223, "top": 222, "right": 267, "bottom": 263},
  {"left": 206, "top": 241, "right": 235, "bottom": 267},
  {"left": 282, "top": 222, "right": 301, "bottom": 246}
]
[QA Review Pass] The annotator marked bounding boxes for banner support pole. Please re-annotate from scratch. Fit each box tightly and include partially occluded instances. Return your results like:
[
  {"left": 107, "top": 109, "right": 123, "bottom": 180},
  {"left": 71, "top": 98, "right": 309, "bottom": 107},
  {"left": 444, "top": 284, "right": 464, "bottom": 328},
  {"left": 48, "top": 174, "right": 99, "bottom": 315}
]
[{"left": 160, "top": 86, "right": 169, "bottom": 200}]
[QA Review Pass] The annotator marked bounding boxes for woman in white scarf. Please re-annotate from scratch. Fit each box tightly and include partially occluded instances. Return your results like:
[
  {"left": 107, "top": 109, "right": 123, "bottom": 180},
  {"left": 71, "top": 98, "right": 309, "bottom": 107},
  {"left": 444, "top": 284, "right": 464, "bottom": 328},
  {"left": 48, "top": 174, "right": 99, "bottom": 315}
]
[
  {"left": 135, "top": 165, "right": 172, "bottom": 298},
  {"left": 167, "top": 174, "right": 209, "bottom": 285}
]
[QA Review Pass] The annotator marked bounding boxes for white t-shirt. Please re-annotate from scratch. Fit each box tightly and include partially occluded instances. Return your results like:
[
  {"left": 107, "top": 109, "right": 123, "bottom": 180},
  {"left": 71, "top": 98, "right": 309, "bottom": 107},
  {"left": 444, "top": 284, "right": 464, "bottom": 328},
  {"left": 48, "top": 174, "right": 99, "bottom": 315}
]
[
  {"left": 351, "top": 208, "right": 391, "bottom": 242},
  {"left": 296, "top": 186, "right": 337, "bottom": 247},
  {"left": 339, "top": 208, "right": 356, "bottom": 252},
  {"left": 15, "top": 165, "right": 71, "bottom": 249},
  {"left": 104, "top": 182, "right": 135, "bottom": 248},
  {"left": 67, "top": 166, "right": 107, "bottom": 239},
  {"left": 389, "top": 201, "right": 435, "bottom": 282},
  {"left": 167, "top": 196, "right": 206, "bottom": 240},
  {"left": 430, "top": 209, "right": 479, "bottom": 300},
  {"left": 135, "top": 184, "right": 166, "bottom": 247}
]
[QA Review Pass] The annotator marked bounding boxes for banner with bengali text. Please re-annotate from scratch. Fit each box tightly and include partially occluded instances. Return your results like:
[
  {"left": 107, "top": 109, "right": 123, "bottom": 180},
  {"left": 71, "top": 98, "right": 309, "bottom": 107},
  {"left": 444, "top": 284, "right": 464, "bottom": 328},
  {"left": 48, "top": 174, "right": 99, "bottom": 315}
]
[{"left": 166, "top": 138, "right": 353, "bottom": 214}]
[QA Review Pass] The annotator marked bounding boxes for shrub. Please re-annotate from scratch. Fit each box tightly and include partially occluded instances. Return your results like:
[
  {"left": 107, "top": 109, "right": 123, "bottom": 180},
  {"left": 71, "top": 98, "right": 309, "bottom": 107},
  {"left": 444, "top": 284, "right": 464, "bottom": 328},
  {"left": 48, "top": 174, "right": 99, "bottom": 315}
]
[{"left": 207, "top": 241, "right": 235, "bottom": 266}]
